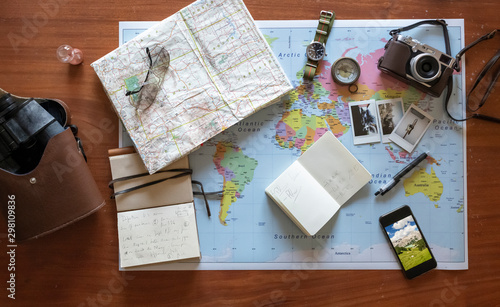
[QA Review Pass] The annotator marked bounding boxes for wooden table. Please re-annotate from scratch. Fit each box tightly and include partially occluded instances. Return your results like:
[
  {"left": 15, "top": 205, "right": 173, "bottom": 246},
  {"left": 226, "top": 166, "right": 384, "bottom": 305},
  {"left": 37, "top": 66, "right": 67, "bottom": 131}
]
[{"left": 1, "top": 0, "right": 499, "bottom": 305}]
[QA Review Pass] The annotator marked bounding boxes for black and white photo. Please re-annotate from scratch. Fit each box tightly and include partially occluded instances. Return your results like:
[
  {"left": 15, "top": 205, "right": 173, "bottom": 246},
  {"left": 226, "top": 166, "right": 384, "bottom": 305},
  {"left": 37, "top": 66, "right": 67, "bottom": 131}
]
[
  {"left": 376, "top": 98, "right": 405, "bottom": 143},
  {"left": 389, "top": 104, "right": 433, "bottom": 153},
  {"left": 349, "top": 100, "right": 381, "bottom": 145}
]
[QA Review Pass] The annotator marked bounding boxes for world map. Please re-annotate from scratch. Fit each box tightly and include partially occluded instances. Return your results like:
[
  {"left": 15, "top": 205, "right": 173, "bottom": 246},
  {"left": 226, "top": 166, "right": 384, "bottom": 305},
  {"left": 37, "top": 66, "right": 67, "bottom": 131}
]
[{"left": 121, "top": 19, "right": 467, "bottom": 270}]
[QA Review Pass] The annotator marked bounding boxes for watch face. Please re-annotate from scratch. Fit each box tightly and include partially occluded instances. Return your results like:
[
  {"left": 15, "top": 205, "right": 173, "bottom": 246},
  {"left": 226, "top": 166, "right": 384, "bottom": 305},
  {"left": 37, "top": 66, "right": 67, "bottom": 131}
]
[
  {"left": 306, "top": 42, "right": 326, "bottom": 61},
  {"left": 331, "top": 57, "right": 361, "bottom": 85}
]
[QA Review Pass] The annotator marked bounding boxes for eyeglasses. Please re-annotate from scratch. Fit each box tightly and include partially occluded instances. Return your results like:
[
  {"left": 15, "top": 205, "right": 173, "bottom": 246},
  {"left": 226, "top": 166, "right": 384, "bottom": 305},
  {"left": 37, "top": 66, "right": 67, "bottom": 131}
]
[{"left": 125, "top": 45, "right": 170, "bottom": 112}]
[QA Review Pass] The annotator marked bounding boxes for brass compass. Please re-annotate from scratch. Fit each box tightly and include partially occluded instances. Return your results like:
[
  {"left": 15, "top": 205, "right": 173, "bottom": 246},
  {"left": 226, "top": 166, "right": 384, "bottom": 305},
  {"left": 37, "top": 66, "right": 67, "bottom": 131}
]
[{"left": 331, "top": 57, "right": 361, "bottom": 93}]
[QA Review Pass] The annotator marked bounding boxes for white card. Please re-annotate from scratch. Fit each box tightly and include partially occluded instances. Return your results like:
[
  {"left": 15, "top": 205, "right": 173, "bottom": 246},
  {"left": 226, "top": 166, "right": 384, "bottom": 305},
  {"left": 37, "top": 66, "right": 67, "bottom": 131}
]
[{"left": 117, "top": 202, "right": 200, "bottom": 268}]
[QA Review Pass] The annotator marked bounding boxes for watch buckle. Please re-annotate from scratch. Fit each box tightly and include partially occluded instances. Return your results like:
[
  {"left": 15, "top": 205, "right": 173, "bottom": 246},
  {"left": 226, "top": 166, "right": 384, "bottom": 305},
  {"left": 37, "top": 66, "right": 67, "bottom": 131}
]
[{"left": 320, "top": 11, "right": 334, "bottom": 18}]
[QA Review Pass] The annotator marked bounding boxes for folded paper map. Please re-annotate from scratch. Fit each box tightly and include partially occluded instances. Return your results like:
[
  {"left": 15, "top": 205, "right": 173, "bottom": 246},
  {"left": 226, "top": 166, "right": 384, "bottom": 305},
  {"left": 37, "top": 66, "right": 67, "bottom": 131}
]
[{"left": 91, "top": 0, "right": 292, "bottom": 174}]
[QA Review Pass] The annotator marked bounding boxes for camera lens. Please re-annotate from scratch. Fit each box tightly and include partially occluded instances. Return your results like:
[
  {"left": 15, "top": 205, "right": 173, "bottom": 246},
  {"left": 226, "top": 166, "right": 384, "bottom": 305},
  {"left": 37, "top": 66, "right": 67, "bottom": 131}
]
[{"left": 410, "top": 53, "right": 441, "bottom": 83}]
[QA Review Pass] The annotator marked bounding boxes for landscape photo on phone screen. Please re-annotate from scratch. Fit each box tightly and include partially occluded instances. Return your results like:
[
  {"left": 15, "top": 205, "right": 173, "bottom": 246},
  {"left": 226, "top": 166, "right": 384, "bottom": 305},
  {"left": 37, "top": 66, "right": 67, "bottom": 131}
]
[{"left": 384, "top": 216, "right": 433, "bottom": 271}]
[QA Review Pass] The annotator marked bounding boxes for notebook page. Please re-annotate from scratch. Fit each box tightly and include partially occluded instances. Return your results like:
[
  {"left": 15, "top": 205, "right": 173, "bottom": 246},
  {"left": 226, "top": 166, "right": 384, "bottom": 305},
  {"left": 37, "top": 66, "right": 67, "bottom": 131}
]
[
  {"left": 117, "top": 202, "right": 200, "bottom": 268},
  {"left": 298, "top": 131, "right": 372, "bottom": 206},
  {"left": 265, "top": 160, "right": 340, "bottom": 236}
]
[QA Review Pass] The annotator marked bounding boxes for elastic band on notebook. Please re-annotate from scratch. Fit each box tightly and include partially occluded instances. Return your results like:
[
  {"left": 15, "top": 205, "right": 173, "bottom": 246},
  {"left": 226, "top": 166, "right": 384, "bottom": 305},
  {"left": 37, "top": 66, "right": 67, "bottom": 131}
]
[{"left": 109, "top": 169, "right": 222, "bottom": 217}]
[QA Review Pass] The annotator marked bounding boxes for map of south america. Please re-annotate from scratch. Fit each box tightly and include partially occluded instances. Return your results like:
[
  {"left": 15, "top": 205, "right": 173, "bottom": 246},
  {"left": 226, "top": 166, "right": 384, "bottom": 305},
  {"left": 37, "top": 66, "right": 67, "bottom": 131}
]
[{"left": 213, "top": 141, "right": 258, "bottom": 226}]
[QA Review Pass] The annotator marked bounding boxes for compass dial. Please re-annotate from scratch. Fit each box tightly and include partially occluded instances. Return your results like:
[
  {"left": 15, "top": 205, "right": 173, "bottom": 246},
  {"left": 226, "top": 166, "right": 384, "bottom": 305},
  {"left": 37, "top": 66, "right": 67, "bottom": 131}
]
[{"left": 331, "top": 57, "right": 361, "bottom": 85}]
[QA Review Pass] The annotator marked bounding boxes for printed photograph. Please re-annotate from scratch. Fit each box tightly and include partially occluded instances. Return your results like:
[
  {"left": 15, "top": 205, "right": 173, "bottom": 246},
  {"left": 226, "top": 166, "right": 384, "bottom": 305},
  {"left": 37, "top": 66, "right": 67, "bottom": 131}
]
[
  {"left": 389, "top": 104, "right": 433, "bottom": 153},
  {"left": 376, "top": 98, "right": 404, "bottom": 143},
  {"left": 349, "top": 100, "right": 381, "bottom": 145},
  {"left": 385, "top": 216, "right": 433, "bottom": 271}
]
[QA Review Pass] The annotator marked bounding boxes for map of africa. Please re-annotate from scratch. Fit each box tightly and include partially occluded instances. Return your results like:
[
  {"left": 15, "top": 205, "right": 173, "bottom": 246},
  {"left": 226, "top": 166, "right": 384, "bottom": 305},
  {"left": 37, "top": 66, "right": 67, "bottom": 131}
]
[{"left": 121, "top": 19, "right": 467, "bottom": 270}]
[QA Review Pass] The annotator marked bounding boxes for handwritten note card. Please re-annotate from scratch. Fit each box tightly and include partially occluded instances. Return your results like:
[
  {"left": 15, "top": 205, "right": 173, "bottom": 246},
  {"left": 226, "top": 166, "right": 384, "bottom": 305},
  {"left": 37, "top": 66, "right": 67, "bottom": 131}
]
[
  {"left": 265, "top": 131, "right": 372, "bottom": 236},
  {"left": 117, "top": 202, "right": 200, "bottom": 268}
]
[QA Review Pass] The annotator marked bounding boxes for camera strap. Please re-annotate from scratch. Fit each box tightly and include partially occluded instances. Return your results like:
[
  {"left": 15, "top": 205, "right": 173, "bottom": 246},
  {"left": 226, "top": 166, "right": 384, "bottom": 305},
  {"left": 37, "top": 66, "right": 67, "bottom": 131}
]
[
  {"left": 445, "top": 29, "right": 500, "bottom": 123},
  {"left": 389, "top": 19, "right": 451, "bottom": 55}
]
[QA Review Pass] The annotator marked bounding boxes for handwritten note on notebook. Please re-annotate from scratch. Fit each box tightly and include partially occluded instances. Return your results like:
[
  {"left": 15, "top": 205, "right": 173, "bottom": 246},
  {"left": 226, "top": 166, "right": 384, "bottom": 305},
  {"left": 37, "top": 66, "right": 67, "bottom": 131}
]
[
  {"left": 117, "top": 202, "right": 200, "bottom": 268},
  {"left": 265, "top": 131, "right": 372, "bottom": 236}
]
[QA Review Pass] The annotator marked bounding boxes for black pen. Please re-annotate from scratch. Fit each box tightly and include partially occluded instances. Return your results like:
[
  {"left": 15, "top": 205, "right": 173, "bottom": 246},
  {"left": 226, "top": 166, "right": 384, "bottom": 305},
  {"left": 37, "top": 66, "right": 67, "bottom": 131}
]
[{"left": 374, "top": 151, "right": 429, "bottom": 196}]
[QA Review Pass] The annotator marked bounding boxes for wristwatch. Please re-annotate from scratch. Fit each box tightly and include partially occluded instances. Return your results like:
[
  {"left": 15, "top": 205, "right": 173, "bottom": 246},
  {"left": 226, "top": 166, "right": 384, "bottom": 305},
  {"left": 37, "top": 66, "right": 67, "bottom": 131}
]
[{"left": 304, "top": 10, "right": 335, "bottom": 80}]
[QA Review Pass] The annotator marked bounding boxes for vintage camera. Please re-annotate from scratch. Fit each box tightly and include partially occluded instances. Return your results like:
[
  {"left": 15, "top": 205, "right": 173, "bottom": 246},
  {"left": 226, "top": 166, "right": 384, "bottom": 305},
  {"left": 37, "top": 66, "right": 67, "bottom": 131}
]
[
  {"left": 0, "top": 93, "right": 65, "bottom": 174},
  {"left": 378, "top": 34, "right": 456, "bottom": 97}
]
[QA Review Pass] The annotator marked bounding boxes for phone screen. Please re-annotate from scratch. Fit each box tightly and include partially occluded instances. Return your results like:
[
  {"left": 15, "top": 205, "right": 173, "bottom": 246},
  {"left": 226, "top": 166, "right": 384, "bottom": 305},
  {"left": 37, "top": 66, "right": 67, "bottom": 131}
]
[
  {"left": 384, "top": 215, "right": 433, "bottom": 271},
  {"left": 380, "top": 205, "right": 436, "bottom": 279}
]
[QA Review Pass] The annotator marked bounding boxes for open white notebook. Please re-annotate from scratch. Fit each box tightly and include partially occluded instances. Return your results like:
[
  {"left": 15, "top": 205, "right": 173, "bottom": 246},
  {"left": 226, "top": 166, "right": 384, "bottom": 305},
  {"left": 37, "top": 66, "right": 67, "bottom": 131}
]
[{"left": 265, "top": 131, "right": 372, "bottom": 236}]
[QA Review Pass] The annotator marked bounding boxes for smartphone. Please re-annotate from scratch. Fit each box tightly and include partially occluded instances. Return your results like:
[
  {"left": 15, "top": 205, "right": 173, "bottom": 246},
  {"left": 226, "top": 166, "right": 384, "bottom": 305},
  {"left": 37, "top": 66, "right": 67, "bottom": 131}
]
[{"left": 379, "top": 205, "right": 437, "bottom": 279}]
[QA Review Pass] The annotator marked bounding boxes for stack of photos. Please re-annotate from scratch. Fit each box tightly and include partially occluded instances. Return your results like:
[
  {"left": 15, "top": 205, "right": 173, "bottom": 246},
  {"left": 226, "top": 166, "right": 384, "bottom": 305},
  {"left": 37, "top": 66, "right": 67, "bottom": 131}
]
[{"left": 348, "top": 99, "right": 433, "bottom": 152}]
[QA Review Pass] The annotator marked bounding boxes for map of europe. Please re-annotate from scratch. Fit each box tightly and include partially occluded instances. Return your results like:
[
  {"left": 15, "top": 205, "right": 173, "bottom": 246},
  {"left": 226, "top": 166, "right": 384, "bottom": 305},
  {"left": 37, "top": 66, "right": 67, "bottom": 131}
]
[{"left": 121, "top": 19, "right": 467, "bottom": 269}]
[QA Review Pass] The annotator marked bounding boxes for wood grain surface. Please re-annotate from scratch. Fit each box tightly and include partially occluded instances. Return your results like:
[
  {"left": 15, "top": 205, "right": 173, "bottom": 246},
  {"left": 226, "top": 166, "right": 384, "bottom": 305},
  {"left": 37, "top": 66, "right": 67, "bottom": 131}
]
[{"left": 1, "top": 0, "right": 499, "bottom": 306}]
